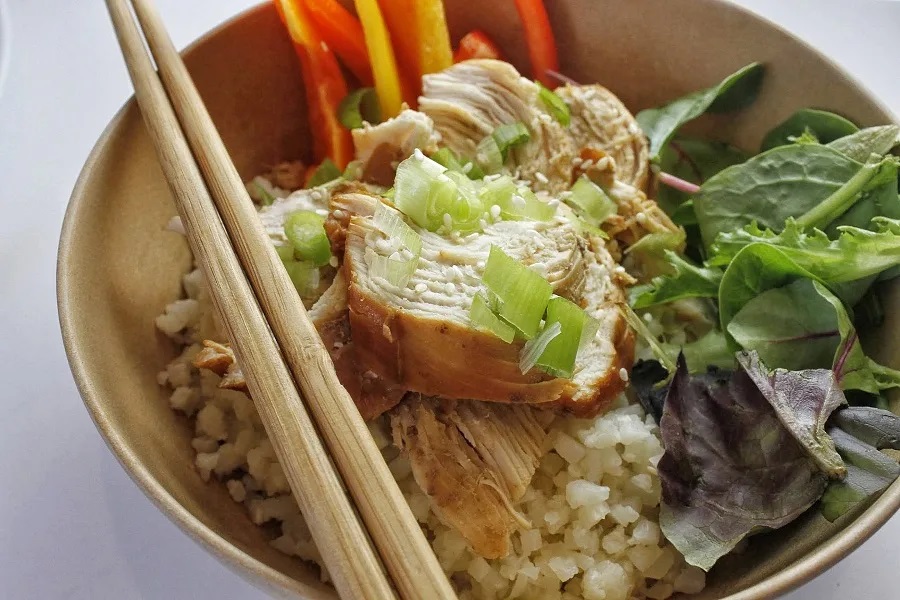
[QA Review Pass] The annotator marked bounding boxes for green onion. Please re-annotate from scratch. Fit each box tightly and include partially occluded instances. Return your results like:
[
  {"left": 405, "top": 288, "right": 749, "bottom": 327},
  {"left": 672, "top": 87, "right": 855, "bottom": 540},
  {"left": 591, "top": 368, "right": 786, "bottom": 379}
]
[
  {"left": 431, "top": 148, "right": 484, "bottom": 180},
  {"left": 565, "top": 176, "right": 617, "bottom": 226},
  {"left": 393, "top": 153, "right": 457, "bottom": 231},
  {"left": 275, "top": 243, "right": 295, "bottom": 262},
  {"left": 469, "top": 293, "right": 516, "bottom": 342},
  {"left": 476, "top": 135, "right": 504, "bottom": 174},
  {"left": 537, "top": 82, "right": 571, "bottom": 126},
  {"left": 492, "top": 122, "right": 531, "bottom": 160},
  {"left": 482, "top": 245, "right": 552, "bottom": 338},
  {"left": 254, "top": 182, "right": 276, "bottom": 206},
  {"left": 519, "top": 322, "right": 562, "bottom": 374},
  {"left": 479, "top": 176, "right": 555, "bottom": 221},
  {"left": 368, "top": 202, "right": 422, "bottom": 287},
  {"left": 283, "top": 259, "right": 321, "bottom": 298},
  {"left": 620, "top": 304, "right": 676, "bottom": 372},
  {"left": 579, "top": 312, "right": 601, "bottom": 352},
  {"left": 530, "top": 296, "right": 587, "bottom": 377},
  {"left": 338, "top": 87, "right": 381, "bottom": 130},
  {"left": 444, "top": 171, "right": 485, "bottom": 232},
  {"left": 284, "top": 211, "right": 332, "bottom": 267},
  {"left": 343, "top": 159, "right": 364, "bottom": 181},
  {"left": 307, "top": 158, "right": 342, "bottom": 188}
]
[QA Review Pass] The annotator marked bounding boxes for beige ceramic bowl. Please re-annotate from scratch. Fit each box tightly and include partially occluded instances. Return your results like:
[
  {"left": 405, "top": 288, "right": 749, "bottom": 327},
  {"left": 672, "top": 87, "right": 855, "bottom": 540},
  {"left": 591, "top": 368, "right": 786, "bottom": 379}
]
[{"left": 59, "top": 1, "right": 900, "bottom": 598}]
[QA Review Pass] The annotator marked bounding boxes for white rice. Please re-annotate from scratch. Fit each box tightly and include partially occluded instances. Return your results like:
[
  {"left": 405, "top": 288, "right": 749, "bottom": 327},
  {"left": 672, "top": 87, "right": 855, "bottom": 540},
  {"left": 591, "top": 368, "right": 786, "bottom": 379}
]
[{"left": 156, "top": 265, "right": 705, "bottom": 599}]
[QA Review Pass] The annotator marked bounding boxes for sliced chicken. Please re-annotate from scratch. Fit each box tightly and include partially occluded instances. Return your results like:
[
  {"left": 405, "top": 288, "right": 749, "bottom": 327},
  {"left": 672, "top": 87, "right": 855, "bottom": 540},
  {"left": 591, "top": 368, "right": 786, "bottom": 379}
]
[
  {"left": 555, "top": 84, "right": 650, "bottom": 191},
  {"left": 391, "top": 395, "right": 552, "bottom": 558},
  {"left": 419, "top": 59, "right": 577, "bottom": 195},
  {"left": 345, "top": 205, "right": 632, "bottom": 415},
  {"left": 352, "top": 109, "right": 442, "bottom": 187}
]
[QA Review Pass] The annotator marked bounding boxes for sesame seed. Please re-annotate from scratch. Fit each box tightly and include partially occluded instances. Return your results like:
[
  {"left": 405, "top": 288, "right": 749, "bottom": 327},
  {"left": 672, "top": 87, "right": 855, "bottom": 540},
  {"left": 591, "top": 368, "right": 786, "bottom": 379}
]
[
  {"left": 636, "top": 212, "right": 648, "bottom": 225},
  {"left": 559, "top": 191, "right": 573, "bottom": 199},
  {"left": 512, "top": 194, "right": 527, "bottom": 209},
  {"left": 445, "top": 282, "right": 455, "bottom": 294},
  {"left": 571, "top": 157, "right": 583, "bottom": 166},
  {"left": 619, "top": 368, "right": 630, "bottom": 382},
  {"left": 535, "top": 172, "right": 549, "bottom": 184},
  {"left": 490, "top": 205, "right": 502, "bottom": 220},
  {"left": 479, "top": 219, "right": 489, "bottom": 230},
  {"left": 462, "top": 162, "right": 474, "bottom": 174},
  {"left": 328, "top": 256, "right": 339, "bottom": 268},
  {"left": 443, "top": 213, "right": 453, "bottom": 228},
  {"left": 595, "top": 157, "right": 611, "bottom": 171},
  {"left": 315, "top": 208, "right": 328, "bottom": 217},
  {"left": 415, "top": 283, "right": 428, "bottom": 293},
  {"left": 547, "top": 199, "right": 560, "bottom": 209},
  {"left": 484, "top": 174, "right": 502, "bottom": 182},
  {"left": 413, "top": 148, "right": 425, "bottom": 161},
  {"left": 310, "top": 190, "right": 323, "bottom": 201},
  {"left": 476, "top": 261, "right": 485, "bottom": 270},
  {"left": 614, "top": 265, "right": 626, "bottom": 275},
  {"left": 539, "top": 113, "right": 552, "bottom": 124},
  {"left": 332, "top": 209, "right": 346, "bottom": 220},
  {"left": 643, "top": 313, "right": 653, "bottom": 323},
  {"left": 581, "top": 159, "right": 595, "bottom": 169}
]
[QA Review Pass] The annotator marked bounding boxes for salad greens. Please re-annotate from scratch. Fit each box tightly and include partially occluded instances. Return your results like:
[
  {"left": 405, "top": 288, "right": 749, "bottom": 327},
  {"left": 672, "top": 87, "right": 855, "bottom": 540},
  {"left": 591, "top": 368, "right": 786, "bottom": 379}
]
[{"left": 633, "top": 64, "right": 900, "bottom": 570}]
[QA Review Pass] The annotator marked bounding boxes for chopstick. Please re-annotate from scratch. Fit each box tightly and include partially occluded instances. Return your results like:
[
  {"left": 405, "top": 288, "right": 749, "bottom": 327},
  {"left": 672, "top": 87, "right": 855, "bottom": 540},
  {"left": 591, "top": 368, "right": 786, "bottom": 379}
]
[{"left": 104, "top": 1, "right": 456, "bottom": 599}]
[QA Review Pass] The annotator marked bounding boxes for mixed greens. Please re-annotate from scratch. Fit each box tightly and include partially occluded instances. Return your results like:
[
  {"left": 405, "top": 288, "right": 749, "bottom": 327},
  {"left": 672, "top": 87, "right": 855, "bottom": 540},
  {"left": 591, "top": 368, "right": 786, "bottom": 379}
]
[{"left": 632, "top": 65, "right": 900, "bottom": 570}]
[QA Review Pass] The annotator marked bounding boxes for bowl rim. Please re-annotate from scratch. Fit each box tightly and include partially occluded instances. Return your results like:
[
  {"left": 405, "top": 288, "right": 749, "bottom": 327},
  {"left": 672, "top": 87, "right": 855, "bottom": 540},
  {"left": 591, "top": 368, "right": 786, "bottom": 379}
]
[{"left": 57, "top": 1, "right": 900, "bottom": 599}]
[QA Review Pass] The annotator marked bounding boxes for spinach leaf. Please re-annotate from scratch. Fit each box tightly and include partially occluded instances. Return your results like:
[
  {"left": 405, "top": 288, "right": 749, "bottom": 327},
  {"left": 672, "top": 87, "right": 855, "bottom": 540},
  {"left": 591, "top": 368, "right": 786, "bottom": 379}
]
[
  {"left": 821, "top": 407, "right": 900, "bottom": 521},
  {"left": 657, "top": 138, "right": 749, "bottom": 214},
  {"left": 728, "top": 279, "right": 841, "bottom": 371},
  {"left": 629, "top": 251, "right": 723, "bottom": 309},
  {"left": 637, "top": 63, "right": 764, "bottom": 162},
  {"left": 663, "top": 329, "right": 735, "bottom": 373},
  {"left": 828, "top": 125, "right": 900, "bottom": 162},
  {"left": 693, "top": 144, "right": 862, "bottom": 249},
  {"left": 760, "top": 108, "right": 858, "bottom": 152},
  {"left": 659, "top": 351, "right": 843, "bottom": 570}
]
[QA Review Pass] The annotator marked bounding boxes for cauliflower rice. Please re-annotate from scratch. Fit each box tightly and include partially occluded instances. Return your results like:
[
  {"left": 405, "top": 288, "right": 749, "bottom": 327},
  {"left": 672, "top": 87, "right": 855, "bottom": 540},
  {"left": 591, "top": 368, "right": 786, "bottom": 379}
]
[{"left": 156, "top": 266, "right": 705, "bottom": 600}]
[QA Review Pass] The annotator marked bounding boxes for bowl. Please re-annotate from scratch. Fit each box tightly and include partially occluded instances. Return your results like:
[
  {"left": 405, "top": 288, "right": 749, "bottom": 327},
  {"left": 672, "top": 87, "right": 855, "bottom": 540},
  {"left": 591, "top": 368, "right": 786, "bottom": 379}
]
[{"left": 58, "top": 1, "right": 900, "bottom": 598}]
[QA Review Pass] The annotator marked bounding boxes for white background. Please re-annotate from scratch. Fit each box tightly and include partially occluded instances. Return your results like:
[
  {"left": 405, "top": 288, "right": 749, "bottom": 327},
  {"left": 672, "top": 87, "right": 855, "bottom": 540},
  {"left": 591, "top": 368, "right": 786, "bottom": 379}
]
[{"left": 1, "top": 1, "right": 898, "bottom": 598}]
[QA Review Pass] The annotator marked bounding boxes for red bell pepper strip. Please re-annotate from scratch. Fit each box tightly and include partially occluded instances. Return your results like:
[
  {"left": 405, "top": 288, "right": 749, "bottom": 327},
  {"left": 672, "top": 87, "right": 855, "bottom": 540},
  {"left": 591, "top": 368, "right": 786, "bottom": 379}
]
[
  {"left": 512, "top": 0, "right": 560, "bottom": 88},
  {"left": 275, "top": 0, "right": 353, "bottom": 169},
  {"left": 354, "top": 0, "right": 405, "bottom": 118},
  {"left": 303, "top": 0, "right": 373, "bottom": 86},
  {"left": 454, "top": 30, "right": 503, "bottom": 62}
]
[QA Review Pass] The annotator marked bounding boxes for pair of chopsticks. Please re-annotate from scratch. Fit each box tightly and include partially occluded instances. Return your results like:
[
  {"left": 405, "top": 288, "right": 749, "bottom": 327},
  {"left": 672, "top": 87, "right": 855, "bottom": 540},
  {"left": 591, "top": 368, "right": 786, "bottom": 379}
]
[{"left": 103, "top": 1, "right": 457, "bottom": 598}]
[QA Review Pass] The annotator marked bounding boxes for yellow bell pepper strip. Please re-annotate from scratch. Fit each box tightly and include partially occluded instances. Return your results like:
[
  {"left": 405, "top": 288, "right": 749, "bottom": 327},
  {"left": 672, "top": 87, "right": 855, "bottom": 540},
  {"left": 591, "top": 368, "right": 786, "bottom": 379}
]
[
  {"left": 303, "top": 0, "right": 373, "bottom": 85},
  {"left": 454, "top": 30, "right": 503, "bottom": 62},
  {"left": 353, "top": 0, "right": 404, "bottom": 118},
  {"left": 512, "top": 0, "right": 560, "bottom": 88},
  {"left": 275, "top": 0, "right": 353, "bottom": 168},
  {"left": 378, "top": 0, "right": 453, "bottom": 105}
]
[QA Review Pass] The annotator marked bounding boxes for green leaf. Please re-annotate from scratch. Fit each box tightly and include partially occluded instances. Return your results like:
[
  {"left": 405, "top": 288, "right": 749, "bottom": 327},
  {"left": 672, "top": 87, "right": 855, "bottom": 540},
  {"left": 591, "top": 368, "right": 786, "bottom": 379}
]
[
  {"left": 657, "top": 138, "right": 748, "bottom": 215},
  {"left": 728, "top": 279, "right": 841, "bottom": 372},
  {"left": 693, "top": 144, "right": 863, "bottom": 249},
  {"left": 636, "top": 63, "right": 764, "bottom": 162},
  {"left": 660, "top": 329, "right": 735, "bottom": 373},
  {"left": 564, "top": 176, "right": 617, "bottom": 226},
  {"left": 760, "top": 108, "right": 858, "bottom": 152},
  {"left": 827, "top": 125, "right": 900, "bottom": 162},
  {"left": 338, "top": 87, "right": 381, "bottom": 130},
  {"left": 537, "top": 82, "right": 571, "bottom": 126},
  {"left": 307, "top": 159, "right": 342, "bottom": 188},
  {"left": 630, "top": 251, "right": 722, "bottom": 309}
]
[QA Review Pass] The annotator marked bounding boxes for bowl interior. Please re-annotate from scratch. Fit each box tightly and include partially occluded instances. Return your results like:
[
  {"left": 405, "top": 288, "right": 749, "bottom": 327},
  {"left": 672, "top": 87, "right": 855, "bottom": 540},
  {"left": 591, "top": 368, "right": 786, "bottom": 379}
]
[{"left": 59, "top": 1, "right": 900, "bottom": 598}]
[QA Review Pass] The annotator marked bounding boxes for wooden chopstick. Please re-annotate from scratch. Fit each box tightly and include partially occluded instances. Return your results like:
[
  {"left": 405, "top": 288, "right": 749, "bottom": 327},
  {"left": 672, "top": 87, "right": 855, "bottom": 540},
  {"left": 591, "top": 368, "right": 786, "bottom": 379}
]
[
  {"left": 107, "top": 1, "right": 457, "bottom": 599},
  {"left": 103, "top": 1, "right": 395, "bottom": 598}
]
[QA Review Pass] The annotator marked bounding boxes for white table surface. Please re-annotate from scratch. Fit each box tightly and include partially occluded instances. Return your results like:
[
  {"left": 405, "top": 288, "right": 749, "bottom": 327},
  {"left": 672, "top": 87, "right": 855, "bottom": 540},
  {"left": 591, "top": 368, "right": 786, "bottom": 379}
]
[{"left": 1, "top": 1, "right": 899, "bottom": 598}]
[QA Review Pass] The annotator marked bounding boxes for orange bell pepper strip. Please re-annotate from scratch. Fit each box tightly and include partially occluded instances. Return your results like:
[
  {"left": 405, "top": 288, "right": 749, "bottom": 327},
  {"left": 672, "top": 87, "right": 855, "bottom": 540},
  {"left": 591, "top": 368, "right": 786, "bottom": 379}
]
[
  {"left": 353, "top": 0, "right": 404, "bottom": 118},
  {"left": 454, "top": 30, "right": 503, "bottom": 62},
  {"left": 303, "top": 0, "right": 373, "bottom": 85},
  {"left": 275, "top": 0, "right": 353, "bottom": 169},
  {"left": 512, "top": 0, "right": 560, "bottom": 89},
  {"left": 378, "top": 0, "right": 453, "bottom": 105}
]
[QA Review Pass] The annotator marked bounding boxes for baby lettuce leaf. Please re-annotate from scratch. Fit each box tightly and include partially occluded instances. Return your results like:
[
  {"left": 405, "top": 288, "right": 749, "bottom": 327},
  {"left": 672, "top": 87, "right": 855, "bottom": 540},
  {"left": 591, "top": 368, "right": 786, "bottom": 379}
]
[
  {"left": 637, "top": 63, "right": 764, "bottom": 162},
  {"left": 828, "top": 125, "right": 900, "bottom": 163},
  {"left": 659, "top": 351, "right": 843, "bottom": 570},
  {"left": 727, "top": 279, "right": 841, "bottom": 371},
  {"left": 629, "top": 251, "right": 723, "bottom": 309},
  {"left": 657, "top": 138, "right": 749, "bottom": 214},
  {"left": 662, "top": 329, "right": 735, "bottom": 373},
  {"left": 821, "top": 406, "right": 900, "bottom": 521},
  {"left": 760, "top": 108, "right": 858, "bottom": 152},
  {"left": 693, "top": 144, "right": 862, "bottom": 249}
]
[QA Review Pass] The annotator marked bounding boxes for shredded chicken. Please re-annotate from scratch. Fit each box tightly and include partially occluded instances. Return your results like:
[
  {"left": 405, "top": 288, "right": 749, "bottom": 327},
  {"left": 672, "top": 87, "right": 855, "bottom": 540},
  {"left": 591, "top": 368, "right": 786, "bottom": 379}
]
[{"left": 391, "top": 395, "right": 552, "bottom": 558}]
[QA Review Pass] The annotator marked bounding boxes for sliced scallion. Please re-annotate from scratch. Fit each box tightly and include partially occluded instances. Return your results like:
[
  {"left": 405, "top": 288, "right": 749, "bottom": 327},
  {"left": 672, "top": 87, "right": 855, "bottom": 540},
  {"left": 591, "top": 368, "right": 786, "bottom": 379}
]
[
  {"left": 393, "top": 153, "right": 457, "bottom": 231},
  {"left": 492, "top": 122, "right": 531, "bottom": 160},
  {"left": 307, "top": 159, "right": 341, "bottom": 188},
  {"left": 470, "top": 293, "right": 516, "bottom": 342},
  {"left": 338, "top": 87, "right": 381, "bottom": 130},
  {"left": 538, "top": 82, "right": 571, "bottom": 126},
  {"left": 531, "top": 296, "right": 586, "bottom": 377},
  {"left": 482, "top": 245, "right": 552, "bottom": 338},
  {"left": 368, "top": 202, "right": 422, "bottom": 287},
  {"left": 480, "top": 176, "right": 555, "bottom": 222},
  {"left": 284, "top": 211, "right": 332, "bottom": 267},
  {"left": 519, "top": 322, "right": 562, "bottom": 374},
  {"left": 283, "top": 259, "right": 321, "bottom": 298},
  {"left": 431, "top": 148, "right": 484, "bottom": 180},
  {"left": 476, "top": 134, "right": 504, "bottom": 174},
  {"left": 565, "top": 176, "right": 617, "bottom": 226}
]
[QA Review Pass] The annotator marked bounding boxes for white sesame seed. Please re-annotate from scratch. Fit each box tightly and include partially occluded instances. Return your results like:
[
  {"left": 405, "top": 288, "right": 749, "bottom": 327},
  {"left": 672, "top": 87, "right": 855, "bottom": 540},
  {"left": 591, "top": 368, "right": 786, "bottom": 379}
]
[
  {"left": 484, "top": 174, "right": 502, "bottom": 182},
  {"left": 581, "top": 159, "right": 595, "bottom": 169},
  {"left": 571, "top": 157, "right": 583, "bottom": 166},
  {"left": 512, "top": 194, "right": 527, "bottom": 209},
  {"left": 315, "top": 208, "right": 328, "bottom": 217},
  {"left": 413, "top": 148, "right": 425, "bottom": 161},
  {"left": 462, "top": 162, "right": 474, "bottom": 174},
  {"left": 636, "top": 212, "right": 648, "bottom": 225},
  {"left": 547, "top": 199, "right": 560, "bottom": 209},
  {"left": 559, "top": 191, "right": 573, "bottom": 199},
  {"left": 643, "top": 313, "right": 654, "bottom": 323},
  {"left": 328, "top": 256, "right": 339, "bottom": 268},
  {"left": 535, "top": 172, "right": 549, "bottom": 184},
  {"left": 476, "top": 261, "right": 485, "bottom": 270},
  {"left": 614, "top": 265, "right": 627, "bottom": 275},
  {"left": 450, "top": 230, "right": 463, "bottom": 242},
  {"left": 445, "top": 282, "right": 455, "bottom": 294},
  {"left": 539, "top": 113, "right": 552, "bottom": 124},
  {"left": 619, "top": 368, "right": 630, "bottom": 382},
  {"left": 332, "top": 209, "right": 346, "bottom": 220},
  {"left": 415, "top": 283, "right": 428, "bottom": 293},
  {"left": 479, "top": 219, "right": 490, "bottom": 230},
  {"left": 443, "top": 213, "right": 453, "bottom": 228},
  {"left": 490, "top": 205, "right": 502, "bottom": 220},
  {"left": 310, "top": 190, "right": 323, "bottom": 201}
]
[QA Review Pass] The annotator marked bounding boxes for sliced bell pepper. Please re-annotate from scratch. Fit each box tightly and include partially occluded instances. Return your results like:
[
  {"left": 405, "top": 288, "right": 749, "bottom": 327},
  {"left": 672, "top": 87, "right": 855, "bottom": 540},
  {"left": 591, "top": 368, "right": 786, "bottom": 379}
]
[
  {"left": 303, "top": 0, "right": 373, "bottom": 85},
  {"left": 512, "top": 0, "right": 560, "bottom": 89},
  {"left": 354, "top": 0, "right": 404, "bottom": 118},
  {"left": 378, "top": 0, "right": 453, "bottom": 105},
  {"left": 275, "top": 0, "right": 353, "bottom": 168},
  {"left": 454, "top": 30, "right": 503, "bottom": 62}
]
